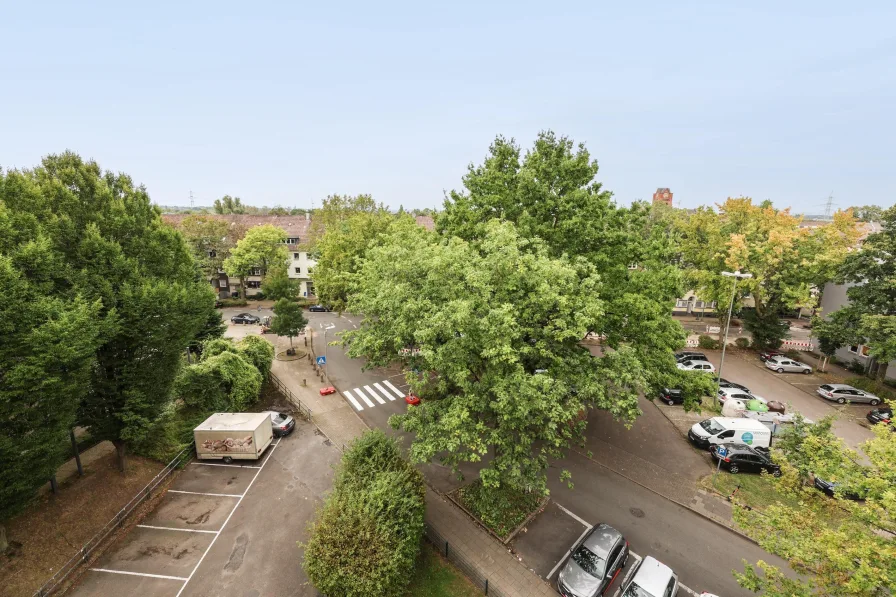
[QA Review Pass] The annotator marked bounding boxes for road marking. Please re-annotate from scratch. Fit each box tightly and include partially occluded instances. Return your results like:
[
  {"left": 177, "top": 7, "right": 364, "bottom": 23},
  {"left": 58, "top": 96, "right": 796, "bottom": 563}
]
[
  {"left": 190, "top": 462, "right": 260, "bottom": 469},
  {"left": 363, "top": 385, "right": 386, "bottom": 405},
  {"left": 547, "top": 523, "right": 592, "bottom": 580},
  {"left": 352, "top": 388, "right": 374, "bottom": 408},
  {"left": 137, "top": 525, "right": 219, "bottom": 534},
  {"left": 167, "top": 490, "right": 242, "bottom": 498},
  {"left": 343, "top": 389, "right": 364, "bottom": 410},
  {"left": 386, "top": 372, "right": 406, "bottom": 380},
  {"left": 383, "top": 380, "right": 406, "bottom": 399},
  {"left": 554, "top": 502, "right": 591, "bottom": 528},
  {"left": 175, "top": 441, "right": 280, "bottom": 597},
  {"left": 91, "top": 569, "right": 188, "bottom": 581},
  {"left": 352, "top": 323, "right": 357, "bottom": 328},
  {"left": 373, "top": 382, "right": 397, "bottom": 401}
]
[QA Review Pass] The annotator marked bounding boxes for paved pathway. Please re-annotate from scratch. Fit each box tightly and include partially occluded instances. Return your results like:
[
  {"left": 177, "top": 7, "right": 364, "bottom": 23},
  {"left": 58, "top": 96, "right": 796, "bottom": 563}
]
[{"left": 271, "top": 330, "right": 557, "bottom": 597}]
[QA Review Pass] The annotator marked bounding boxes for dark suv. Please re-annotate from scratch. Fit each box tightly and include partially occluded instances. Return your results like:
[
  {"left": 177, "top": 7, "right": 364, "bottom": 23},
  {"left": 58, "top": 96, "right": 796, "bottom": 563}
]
[
  {"left": 710, "top": 443, "right": 780, "bottom": 476},
  {"left": 658, "top": 388, "right": 684, "bottom": 406}
]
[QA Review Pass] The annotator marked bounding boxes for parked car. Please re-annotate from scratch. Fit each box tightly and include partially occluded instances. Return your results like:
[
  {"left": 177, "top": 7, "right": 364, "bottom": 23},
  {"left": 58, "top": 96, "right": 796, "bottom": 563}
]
[
  {"left": 813, "top": 475, "right": 863, "bottom": 501},
  {"left": 867, "top": 407, "right": 893, "bottom": 425},
  {"left": 710, "top": 443, "right": 781, "bottom": 476},
  {"left": 266, "top": 411, "right": 296, "bottom": 437},
  {"left": 618, "top": 555, "right": 678, "bottom": 597},
  {"left": 718, "top": 378, "right": 750, "bottom": 393},
  {"left": 308, "top": 304, "right": 330, "bottom": 312},
  {"left": 214, "top": 299, "right": 223, "bottom": 309},
  {"left": 717, "top": 387, "right": 767, "bottom": 405},
  {"left": 765, "top": 356, "right": 812, "bottom": 374},
  {"left": 688, "top": 417, "right": 772, "bottom": 449},
  {"left": 675, "top": 351, "right": 708, "bottom": 363},
  {"left": 677, "top": 360, "right": 716, "bottom": 373},
  {"left": 816, "top": 384, "right": 883, "bottom": 406},
  {"left": 658, "top": 388, "right": 684, "bottom": 406},
  {"left": 231, "top": 313, "right": 261, "bottom": 324},
  {"left": 779, "top": 319, "right": 792, "bottom": 329},
  {"left": 557, "top": 523, "right": 629, "bottom": 597},
  {"left": 758, "top": 349, "right": 785, "bottom": 362}
]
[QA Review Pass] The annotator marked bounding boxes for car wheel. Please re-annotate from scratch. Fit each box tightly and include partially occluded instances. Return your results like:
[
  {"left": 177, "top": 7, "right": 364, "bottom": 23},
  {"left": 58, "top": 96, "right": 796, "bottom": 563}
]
[
  {"left": 777, "top": 368, "right": 784, "bottom": 373},
  {"left": 802, "top": 369, "right": 811, "bottom": 375},
  {"left": 837, "top": 397, "right": 846, "bottom": 404},
  {"left": 223, "top": 456, "right": 233, "bottom": 464},
  {"left": 729, "top": 465, "right": 739, "bottom": 474},
  {"left": 773, "top": 469, "right": 782, "bottom": 478},
  {"left": 667, "top": 399, "right": 675, "bottom": 406},
  {"left": 870, "top": 399, "right": 879, "bottom": 406}
]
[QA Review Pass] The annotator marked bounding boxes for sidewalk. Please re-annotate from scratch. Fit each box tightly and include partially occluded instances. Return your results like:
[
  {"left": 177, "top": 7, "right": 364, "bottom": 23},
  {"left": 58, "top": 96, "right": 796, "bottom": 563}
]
[{"left": 270, "top": 331, "right": 557, "bottom": 597}]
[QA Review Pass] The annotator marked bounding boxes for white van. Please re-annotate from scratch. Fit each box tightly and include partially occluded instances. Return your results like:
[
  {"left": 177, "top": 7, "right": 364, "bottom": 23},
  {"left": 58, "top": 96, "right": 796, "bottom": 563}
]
[{"left": 687, "top": 417, "right": 772, "bottom": 450}]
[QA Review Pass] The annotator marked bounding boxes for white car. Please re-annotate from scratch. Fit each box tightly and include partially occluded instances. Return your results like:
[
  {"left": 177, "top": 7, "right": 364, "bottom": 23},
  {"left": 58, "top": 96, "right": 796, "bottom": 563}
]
[
  {"left": 677, "top": 360, "right": 716, "bottom": 373},
  {"left": 617, "top": 555, "right": 678, "bottom": 597},
  {"left": 717, "top": 387, "right": 767, "bottom": 404},
  {"left": 765, "top": 356, "right": 812, "bottom": 374}
]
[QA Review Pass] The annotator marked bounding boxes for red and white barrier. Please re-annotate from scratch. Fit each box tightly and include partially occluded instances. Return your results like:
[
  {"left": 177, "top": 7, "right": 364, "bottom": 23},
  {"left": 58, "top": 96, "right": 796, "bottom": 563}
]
[{"left": 781, "top": 340, "right": 814, "bottom": 351}]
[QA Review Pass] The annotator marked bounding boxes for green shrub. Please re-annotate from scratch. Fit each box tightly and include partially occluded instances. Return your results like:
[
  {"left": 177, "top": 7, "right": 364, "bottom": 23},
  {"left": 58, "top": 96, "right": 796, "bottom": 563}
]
[
  {"left": 784, "top": 349, "right": 802, "bottom": 360},
  {"left": 698, "top": 334, "right": 720, "bottom": 349},
  {"left": 219, "top": 298, "right": 247, "bottom": 307},
  {"left": 247, "top": 291, "right": 266, "bottom": 300},
  {"left": 845, "top": 377, "right": 896, "bottom": 402},
  {"left": 174, "top": 351, "right": 262, "bottom": 412},
  {"left": 455, "top": 479, "right": 542, "bottom": 538},
  {"left": 734, "top": 337, "right": 751, "bottom": 349},
  {"left": 847, "top": 359, "right": 868, "bottom": 375},
  {"left": 304, "top": 430, "right": 425, "bottom": 597},
  {"left": 238, "top": 335, "right": 274, "bottom": 379}
]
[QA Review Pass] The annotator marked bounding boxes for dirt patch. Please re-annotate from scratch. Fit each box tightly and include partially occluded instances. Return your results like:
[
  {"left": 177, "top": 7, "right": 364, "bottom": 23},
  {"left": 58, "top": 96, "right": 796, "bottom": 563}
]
[{"left": 0, "top": 451, "right": 165, "bottom": 597}]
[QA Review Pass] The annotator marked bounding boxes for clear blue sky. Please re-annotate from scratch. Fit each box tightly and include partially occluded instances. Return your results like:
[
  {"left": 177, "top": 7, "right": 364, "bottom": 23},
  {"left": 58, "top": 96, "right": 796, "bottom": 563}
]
[{"left": 2, "top": 1, "right": 894, "bottom": 213}]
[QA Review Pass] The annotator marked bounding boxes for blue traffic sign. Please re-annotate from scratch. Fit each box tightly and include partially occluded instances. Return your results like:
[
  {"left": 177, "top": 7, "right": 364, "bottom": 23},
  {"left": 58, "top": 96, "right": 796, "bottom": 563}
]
[
  {"left": 716, "top": 446, "right": 728, "bottom": 457},
  {"left": 316, "top": 356, "right": 326, "bottom": 366}
]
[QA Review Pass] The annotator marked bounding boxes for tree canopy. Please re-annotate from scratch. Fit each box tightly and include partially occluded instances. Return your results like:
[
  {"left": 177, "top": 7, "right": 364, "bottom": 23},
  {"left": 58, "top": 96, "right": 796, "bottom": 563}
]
[
  {"left": 270, "top": 299, "right": 308, "bottom": 348},
  {"left": 176, "top": 215, "right": 247, "bottom": 281},
  {"left": 307, "top": 194, "right": 388, "bottom": 247},
  {"left": 223, "top": 224, "right": 288, "bottom": 285},
  {"left": 213, "top": 194, "right": 246, "bottom": 214}
]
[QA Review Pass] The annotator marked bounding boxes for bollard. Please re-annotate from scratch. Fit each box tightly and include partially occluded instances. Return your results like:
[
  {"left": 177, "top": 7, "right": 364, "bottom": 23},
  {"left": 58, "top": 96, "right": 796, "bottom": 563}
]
[
  {"left": 485, "top": 579, "right": 488, "bottom": 595},
  {"left": 302, "top": 379, "right": 307, "bottom": 386},
  {"left": 445, "top": 541, "right": 449, "bottom": 558}
]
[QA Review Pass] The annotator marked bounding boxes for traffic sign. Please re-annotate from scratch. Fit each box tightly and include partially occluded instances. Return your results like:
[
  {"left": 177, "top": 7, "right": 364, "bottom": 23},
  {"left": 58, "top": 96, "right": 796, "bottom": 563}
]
[
  {"left": 716, "top": 446, "right": 728, "bottom": 457},
  {"left": 316, "top": 356, "right": 326, "bottom": 366}
]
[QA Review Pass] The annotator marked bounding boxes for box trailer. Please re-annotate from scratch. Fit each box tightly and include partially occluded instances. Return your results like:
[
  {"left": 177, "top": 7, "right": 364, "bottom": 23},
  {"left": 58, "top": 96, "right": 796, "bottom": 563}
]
[{"left": 194, "top": 412, "right": 273, "bottom": 463}]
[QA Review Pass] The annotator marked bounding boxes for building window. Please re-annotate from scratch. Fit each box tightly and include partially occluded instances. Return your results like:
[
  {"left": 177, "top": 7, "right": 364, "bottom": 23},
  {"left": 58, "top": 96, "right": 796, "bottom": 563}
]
[
  {"left": 628, "top": 263, "right": 638, "bottom": 270},
  {"left": 306, "top": 282, "right": 315, "bottom": 296},
  {"left": 247, "top": 281, "right": 261, "bottom": 289},
  {"left": 295, "top": 267, "right": 301, "bottom": 274},
  {"left": 848, "top": 345, "right": 859, "bottom": 354},
  {"left": 676, "top": 299, "right": 689, "bottom": 308},
  {"left": 251, "top": 267, "right": 262, "bottom": 276},
  {"left": 219, "top": 279, "right": 227, "bottom": 288},
  {"left": 294, "top": 252, "right": 300, "bottom": 259},
  {"left": 207, "top": 250, "right": 217, "bottom": 258},
  {"left": 307, "top": 267, "right": 313, "bottom": 274},
  {"left": 286, "top": 237, "right": 300, "bottom": 244},
  {"left": 861, "top": 345, "right": 871, "bottom": 357}
]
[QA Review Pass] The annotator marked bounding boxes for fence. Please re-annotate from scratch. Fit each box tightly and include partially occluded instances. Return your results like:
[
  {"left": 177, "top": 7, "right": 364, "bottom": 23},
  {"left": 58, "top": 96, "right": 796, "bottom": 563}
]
[
  {"left": 32, "top": 447, "right": 192, "bottom": 597},
  {"left": 269, "top": 370, "right": 313, "bottom": 420},
  {"left": 422, "top": 522, "right": 510, "bottom": 597}
]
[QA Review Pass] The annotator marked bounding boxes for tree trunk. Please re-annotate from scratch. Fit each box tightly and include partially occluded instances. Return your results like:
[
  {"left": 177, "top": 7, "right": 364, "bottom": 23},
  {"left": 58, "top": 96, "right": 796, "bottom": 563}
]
[
  {"left": 289, "top": 335, "right": 294, "bottom": 348},
  {"left": 113, "top": 440, "right": 127, "bottom": 473},
  {"left": 0, "top": 524, "right": 8, "bottom": 553}
]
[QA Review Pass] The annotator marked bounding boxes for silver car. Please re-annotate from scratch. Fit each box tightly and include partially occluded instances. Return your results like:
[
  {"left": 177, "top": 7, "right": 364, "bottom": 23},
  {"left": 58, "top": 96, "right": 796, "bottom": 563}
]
[
  {"left": 558, "top": 523, "right": 629, "bottom": 597},
  {"left": 765, "top": 356, "right": 812, "bottom": 374},
  {"left": 617, "top": 555, "right": 678, "bottom": 597},
  {"left": 817, "top": 384, "right": 883, "bottom": 406}
]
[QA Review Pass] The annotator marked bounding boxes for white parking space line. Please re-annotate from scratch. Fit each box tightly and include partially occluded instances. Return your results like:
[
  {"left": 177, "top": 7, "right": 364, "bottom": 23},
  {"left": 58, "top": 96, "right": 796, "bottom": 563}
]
[
  {"left": 352, "top": 388, "right": 374, "bottom": 408},
  {"left": 362, "top": 385, "right": 386, "bottom": 405},
  {"left": 382, "top": 380, "right": 406, "bottom": 399},
  {"left": 554, "top": 502, "right": 591, "bottom": 528},
  {"left": 343, "top": 389, "right": 364, "bottom": 410},
  {"left": 175, "top": 441, "right": 280, "bottom": 597},
  {"left": 386, "top": 372, "right": 406, "bottom": 380},
  {"left": 91, "top": 568, "right": 188, "bottom": 581},
  {"left": 137, "top": 525, "right": 219, "bottom": 534},
  {"left": 167, "top": 490, "right": 242, "bottom": 498},
  {"left": 373, "top": 383, "right": 397, "bottom": 401},
  {"left": 190, "top": 462, "right": 260, "bottom": 469}
]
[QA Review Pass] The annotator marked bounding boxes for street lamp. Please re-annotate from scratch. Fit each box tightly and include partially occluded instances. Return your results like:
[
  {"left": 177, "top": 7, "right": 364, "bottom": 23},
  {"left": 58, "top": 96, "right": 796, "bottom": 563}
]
[{"left": 717, "top": 271, "right": 753, "bottom": 402}]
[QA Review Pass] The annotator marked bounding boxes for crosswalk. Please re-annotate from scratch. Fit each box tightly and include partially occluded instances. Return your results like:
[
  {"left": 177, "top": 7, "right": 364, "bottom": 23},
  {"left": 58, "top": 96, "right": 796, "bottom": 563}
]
[{"left": 342, "top": 379, "right": 407, "bottom": 411}]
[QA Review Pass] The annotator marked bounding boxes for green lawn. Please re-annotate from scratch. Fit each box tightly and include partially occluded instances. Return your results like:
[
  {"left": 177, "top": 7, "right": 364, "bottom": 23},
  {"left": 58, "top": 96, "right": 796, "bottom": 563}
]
[
  {"left": 702, "top": 470, "right": 803, "bottom": 511},
  {"left": 405, "top": 542, "right": 484, "bottom": 597}
]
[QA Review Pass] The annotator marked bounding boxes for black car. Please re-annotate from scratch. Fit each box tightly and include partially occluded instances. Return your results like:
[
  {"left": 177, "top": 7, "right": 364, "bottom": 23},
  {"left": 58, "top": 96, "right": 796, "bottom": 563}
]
[
  {"left": 557, "top": 523, "right": 629, "bottom": 597},
  {"left": 718, "top": 378, "right": 750, "bottom": 393},
  {"left": 813, "top": 476, "right": 863, "bottom": 501},
  {"left": 710, "top": 443, "right": 781, "bottom": 476},
  {"left": 759, "top": 349, "right": 785, "bottom": 362},
  {"left": 866, "top": 407, "right": 892, "bottom": 425},
  {"left": 308, "top": 304, "right": 330, "bottom": 312},
  {"left": 675, "top": 351, "right": 708, "bottom": 363},
  {"left": 231, "top": 313, "right": 261, "bottom": 324},
  {"left": 659, "top": 388, "right": 684, "bottom": 406}
]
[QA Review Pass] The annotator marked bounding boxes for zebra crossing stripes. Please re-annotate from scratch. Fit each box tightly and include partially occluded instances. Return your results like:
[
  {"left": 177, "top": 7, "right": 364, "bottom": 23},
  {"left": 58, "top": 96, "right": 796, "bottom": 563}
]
[{"left": 342, "top": 380, "right": 408, "bottom": 411}]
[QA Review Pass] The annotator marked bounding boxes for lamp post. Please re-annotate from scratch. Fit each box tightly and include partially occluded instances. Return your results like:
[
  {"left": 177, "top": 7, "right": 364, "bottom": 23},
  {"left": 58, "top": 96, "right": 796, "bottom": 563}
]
[{"left": 717, "top": 271, "right": 753, "bottom": 402}]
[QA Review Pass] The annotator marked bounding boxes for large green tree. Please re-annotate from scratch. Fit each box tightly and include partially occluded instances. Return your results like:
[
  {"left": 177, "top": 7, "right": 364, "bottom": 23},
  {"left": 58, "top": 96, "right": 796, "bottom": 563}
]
[
  {"left": 223, "top": 224, "right": 288, "bottom": 292},
  {"left": 1, "top": 153, "right": 213, "bottom": 472},
  {"left": 815, "top": 205, "right": 896, "bottom": 379},
  {"left": 677, "top": 198, "right": 859, "bottom": 348},
  {"left": 213, "top": 194, "right": 246, "bottom": 214},
  {"left": 307, "top": 193, "right": 387, "bottom": 247},
  {"left": 270, "top": 299, "right": 308, "bottom": 349},
  {"left": 176, "top": 214, "right": 247, "bottom": 281}
]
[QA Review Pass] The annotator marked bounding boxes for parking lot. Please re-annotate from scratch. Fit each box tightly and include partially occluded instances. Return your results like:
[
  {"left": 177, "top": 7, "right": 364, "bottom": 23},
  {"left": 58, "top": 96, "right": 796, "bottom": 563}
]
[{"left": 69, "top": 417, "right": 340, "bottom": 597}]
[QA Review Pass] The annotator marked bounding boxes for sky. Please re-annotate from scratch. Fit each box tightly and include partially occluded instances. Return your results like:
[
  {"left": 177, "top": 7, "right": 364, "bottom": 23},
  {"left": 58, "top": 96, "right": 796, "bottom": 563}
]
[{"left": 2, "top": 1, "right": 895, "bottom": 214}]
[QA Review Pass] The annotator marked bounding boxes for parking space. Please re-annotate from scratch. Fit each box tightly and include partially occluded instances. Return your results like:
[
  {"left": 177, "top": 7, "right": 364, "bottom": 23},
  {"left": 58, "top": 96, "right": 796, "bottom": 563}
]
[
  {"left": 513, "top": 501, "right": 590, "bottom": 579},
  {"left": 69, "top": 417, "right": 341, "bottom": 597}
]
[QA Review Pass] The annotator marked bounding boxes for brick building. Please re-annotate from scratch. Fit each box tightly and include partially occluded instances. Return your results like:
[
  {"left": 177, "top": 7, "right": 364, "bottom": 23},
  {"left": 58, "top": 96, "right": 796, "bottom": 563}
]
[{"left": 652, "top": 188, "right": 673, "bottom": 206}]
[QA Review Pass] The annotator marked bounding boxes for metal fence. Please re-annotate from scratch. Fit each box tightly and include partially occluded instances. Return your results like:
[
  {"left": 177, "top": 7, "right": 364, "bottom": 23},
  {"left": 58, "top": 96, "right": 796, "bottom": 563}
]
[
  {"left": 422, "top": 522, "right": 511, "bottom": 597},
  {"left": 32, "top": 446, "right": 192, "bottom": 597},
  {"left": 269, "top": 371, "right": 313, "bottom": 420}
]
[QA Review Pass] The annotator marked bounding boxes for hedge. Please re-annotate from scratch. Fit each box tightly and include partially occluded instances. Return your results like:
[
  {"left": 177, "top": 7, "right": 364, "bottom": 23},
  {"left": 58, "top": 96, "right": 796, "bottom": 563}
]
[
  {"left": 698, "top": 334, "right": 720, "bottom": 350},
  {"left": 845, "top": 377, "right": 896, "bottom": 402},
  {"left": 303, "top": 430, "right": 425, "bottom": 597}
]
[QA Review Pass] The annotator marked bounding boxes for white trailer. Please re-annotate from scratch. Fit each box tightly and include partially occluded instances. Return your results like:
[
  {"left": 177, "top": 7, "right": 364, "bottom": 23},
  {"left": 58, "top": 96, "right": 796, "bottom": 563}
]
[{"left": 194, "top": 412, "right": 273, "bottom": 463}]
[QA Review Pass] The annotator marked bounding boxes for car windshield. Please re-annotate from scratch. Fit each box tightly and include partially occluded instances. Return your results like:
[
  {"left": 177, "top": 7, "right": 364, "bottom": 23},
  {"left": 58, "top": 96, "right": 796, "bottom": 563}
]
[
  {"left": 571, "top": 546, "right": 606, "bottom": 578},
  {"left": 271, "top": 413, "right": 288, "bottom": 424},
  {"left": 700, "top": 419, "right": 725, "bottom": 434},
  {"left": 623, "top": 582, "right": 653, "bottom": 597}
]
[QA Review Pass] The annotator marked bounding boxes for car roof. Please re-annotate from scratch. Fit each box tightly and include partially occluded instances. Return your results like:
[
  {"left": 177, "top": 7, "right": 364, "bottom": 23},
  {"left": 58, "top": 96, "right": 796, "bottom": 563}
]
[
  {"left": 632, "top": 556, "right": 674, "bottom": 595},
  {"left": 582, "top": 523, "right": 621, "bottom": 556},
  {"left": 721, "top": 443, "right": 760, "bottom": 455},
  {"left": 826, "top": 384, "right": 856, "bottom": 390}
]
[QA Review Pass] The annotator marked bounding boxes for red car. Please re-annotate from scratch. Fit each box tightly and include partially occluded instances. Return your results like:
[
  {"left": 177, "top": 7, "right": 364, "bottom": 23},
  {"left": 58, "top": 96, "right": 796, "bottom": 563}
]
[
  {"left": 405, "top": 394, "right": 421, "bottom": 406},
  {"left": 319, "top": 386, "right": 336, "bottom": 396},
  {"left": 759, "top": 350, "right": 785, "bottom": 362}
]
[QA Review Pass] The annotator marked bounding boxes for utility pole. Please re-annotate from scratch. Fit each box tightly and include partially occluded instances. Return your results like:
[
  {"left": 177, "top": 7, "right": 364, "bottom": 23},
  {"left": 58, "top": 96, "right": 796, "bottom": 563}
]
[
  {"left": 189, "top": 190, "right": 195, "bottom": 209},
  {"left": 823, "top": 192, "right": 834, "bottom": 220}
]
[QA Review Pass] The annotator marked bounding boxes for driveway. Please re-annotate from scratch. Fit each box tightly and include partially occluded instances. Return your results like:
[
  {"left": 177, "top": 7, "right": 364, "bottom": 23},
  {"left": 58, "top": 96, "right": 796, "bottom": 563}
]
[{"left": 69, "top": 417, "right": 339, "bottom": 597}]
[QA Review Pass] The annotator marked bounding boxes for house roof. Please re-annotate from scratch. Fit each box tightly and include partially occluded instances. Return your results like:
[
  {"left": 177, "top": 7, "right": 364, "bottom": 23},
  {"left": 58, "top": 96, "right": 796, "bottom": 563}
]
[
  {"left": 415, "top": 215, "right": 435, "bottom": 230},
  {"left": 655, "top": 188, "right": 670, "bottom": 193},
  {"left": 161, "top": 214, "right": 312, "bottom": 237}
]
